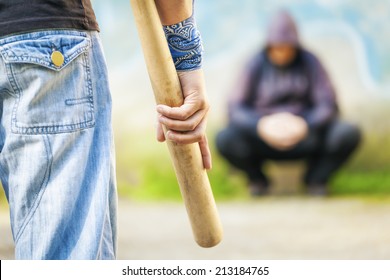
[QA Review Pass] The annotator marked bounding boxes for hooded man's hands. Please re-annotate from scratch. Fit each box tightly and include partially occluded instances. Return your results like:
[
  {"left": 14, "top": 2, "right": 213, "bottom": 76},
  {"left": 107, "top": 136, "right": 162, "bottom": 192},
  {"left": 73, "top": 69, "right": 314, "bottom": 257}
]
[{"left": 257, "top": 112, "right": 308, "bottom": 151}]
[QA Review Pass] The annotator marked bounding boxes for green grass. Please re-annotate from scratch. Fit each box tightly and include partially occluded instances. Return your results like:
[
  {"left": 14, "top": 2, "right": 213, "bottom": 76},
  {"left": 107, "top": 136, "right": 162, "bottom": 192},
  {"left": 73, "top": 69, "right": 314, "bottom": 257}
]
[
  {"left": 329, "top": 130, "right": 390, "bottom": 195},
  {"left": 331, "top": 170, "right": 390, "bottom": 194},
  {"left": 0, "top": 129, "right": 389, "bottom": 204},
  {"left": 115, "top": 129, "right": 390, "bottom": 200},
  {"left": 115, "top": 131, "right": 248, "bottom": 201}
]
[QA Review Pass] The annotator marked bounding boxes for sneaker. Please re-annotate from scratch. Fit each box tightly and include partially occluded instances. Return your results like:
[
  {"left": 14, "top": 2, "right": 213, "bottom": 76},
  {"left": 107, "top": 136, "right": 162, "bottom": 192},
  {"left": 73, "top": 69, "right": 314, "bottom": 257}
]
[
  {"left": 306, "top": 184, "right": 328, "bottom": 196},
  {"left": 249, "top": 181, "right": 269, "bottom": 197}
]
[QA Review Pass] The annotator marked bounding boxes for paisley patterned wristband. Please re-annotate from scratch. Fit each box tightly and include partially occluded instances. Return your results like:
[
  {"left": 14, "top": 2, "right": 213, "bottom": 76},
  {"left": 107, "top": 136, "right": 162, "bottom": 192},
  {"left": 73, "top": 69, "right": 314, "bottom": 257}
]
[{"left": 163, "top": 15, "right": 204, "bottom": 72}]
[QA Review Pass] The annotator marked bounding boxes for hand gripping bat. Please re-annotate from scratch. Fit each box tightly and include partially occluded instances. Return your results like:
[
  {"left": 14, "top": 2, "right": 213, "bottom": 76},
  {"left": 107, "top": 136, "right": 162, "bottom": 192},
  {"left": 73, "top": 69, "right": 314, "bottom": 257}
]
[{"left": 130, "top": 0, "right": 223, "bottom": 248}]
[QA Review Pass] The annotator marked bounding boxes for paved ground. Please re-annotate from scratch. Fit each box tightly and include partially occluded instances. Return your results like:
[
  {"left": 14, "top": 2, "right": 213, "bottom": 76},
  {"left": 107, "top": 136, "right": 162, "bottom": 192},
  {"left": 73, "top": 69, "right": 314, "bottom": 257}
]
[{"left": 1, "top": 197, "right": 390, "bottom": 259}]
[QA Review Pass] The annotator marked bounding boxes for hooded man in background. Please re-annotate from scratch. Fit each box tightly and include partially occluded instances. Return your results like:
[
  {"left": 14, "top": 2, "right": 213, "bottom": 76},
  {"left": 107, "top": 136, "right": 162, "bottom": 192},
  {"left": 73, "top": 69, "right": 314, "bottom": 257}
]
[{"left": 216, "top": 10, "right": 361, "bottom": 196}]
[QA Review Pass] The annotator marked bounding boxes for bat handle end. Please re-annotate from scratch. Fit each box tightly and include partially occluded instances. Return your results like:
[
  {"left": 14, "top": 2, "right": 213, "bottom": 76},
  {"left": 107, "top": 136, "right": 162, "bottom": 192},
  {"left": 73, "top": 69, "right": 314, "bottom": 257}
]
[{"left": 195, "top": 228, "right": 224, "bottom": 248}]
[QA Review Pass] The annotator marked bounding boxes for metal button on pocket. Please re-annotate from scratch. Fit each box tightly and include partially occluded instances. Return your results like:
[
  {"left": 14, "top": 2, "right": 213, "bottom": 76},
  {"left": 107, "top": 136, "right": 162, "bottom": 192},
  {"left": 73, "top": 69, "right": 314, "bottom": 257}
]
[{"left": 51, "top": 50, "right": 65, "bottom": 67}]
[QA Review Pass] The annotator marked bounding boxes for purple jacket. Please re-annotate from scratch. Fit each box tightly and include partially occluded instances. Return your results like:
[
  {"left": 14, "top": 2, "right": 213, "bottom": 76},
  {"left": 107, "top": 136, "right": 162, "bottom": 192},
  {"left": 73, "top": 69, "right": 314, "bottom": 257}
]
[{"left": 229, "top": 11, "right": 338, "bottom": 133}]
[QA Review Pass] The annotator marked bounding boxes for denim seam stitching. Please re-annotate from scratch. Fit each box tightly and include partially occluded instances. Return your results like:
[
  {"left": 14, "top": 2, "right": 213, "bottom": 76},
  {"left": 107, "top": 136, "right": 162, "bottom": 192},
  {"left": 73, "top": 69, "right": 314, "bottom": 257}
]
[
  {"left": 15, "top": 135, "right": 53, "bottom": 243},
  {"left": 4, "top": 63, "right": 23, "bottom": 132},
  {"left": 65, "top": 96, "right": 92, "bottom": 106},
  {"left": 0, "top": 55, "right": 18, "bottom": 98},
  {"left": 0, "top": 30, "right": 88, "bottom": 45},
  {"left": 2, "top": 44, "right": 90, "bottom": 72},
  {"left": 83, "top": 39, "right": 95, "bottom": 118}
]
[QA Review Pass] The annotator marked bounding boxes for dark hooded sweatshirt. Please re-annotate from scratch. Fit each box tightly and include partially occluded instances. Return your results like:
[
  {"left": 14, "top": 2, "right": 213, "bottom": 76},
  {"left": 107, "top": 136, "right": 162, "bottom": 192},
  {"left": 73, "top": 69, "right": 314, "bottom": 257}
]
[
  {"left": 229, "top": 11, "right": 338, "bottom": 134},
  {"left": 0, "top": 0, "right": 99, "bottom": 38}
]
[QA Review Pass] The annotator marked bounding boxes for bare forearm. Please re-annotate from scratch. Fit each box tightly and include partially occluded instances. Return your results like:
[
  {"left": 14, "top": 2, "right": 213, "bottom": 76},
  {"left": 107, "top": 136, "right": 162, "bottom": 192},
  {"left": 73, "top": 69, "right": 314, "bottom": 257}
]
[{"left": 155, "top": 0, "right": 192, "bottom": 25}]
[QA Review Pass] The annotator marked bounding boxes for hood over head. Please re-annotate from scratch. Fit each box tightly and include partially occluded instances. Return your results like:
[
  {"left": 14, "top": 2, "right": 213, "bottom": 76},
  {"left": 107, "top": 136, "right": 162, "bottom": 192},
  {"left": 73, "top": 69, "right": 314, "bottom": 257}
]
[{"left": 265, "top": 9, "right": 300, "bottom": 47}]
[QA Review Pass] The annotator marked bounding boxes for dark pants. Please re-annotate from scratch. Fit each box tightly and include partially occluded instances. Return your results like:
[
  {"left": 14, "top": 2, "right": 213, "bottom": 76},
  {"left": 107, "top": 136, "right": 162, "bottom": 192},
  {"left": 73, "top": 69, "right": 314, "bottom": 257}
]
[{"left": 216, "top": 120, "right": 361, "bottom": 186}]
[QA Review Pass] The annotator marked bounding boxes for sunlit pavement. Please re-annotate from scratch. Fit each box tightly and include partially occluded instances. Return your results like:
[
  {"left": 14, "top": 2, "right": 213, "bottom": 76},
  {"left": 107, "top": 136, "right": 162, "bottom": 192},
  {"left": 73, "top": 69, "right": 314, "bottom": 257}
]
[{"left": 1, "top": 197, "right": 390, "bottom": 260}]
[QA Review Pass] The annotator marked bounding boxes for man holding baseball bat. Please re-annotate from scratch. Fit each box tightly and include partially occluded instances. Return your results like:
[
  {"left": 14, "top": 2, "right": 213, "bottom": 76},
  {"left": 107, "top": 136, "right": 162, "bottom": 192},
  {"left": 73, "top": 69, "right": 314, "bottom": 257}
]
[{"left": 0, "top": 0, "right": 210, "bottom": 259}]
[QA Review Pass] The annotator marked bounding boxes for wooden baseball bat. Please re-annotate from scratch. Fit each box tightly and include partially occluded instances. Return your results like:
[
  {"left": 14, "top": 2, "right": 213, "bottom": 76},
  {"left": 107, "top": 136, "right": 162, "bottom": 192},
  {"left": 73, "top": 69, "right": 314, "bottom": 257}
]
[{"left": 130, "top": 0, "right": 223, "bottom": 248}]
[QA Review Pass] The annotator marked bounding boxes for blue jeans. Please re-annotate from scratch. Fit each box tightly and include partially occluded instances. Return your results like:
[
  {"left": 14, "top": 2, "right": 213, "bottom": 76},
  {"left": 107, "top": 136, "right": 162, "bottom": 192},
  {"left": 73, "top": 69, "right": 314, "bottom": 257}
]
[{"left": 0, "top": 30, "right": 117, "bottom": 259}]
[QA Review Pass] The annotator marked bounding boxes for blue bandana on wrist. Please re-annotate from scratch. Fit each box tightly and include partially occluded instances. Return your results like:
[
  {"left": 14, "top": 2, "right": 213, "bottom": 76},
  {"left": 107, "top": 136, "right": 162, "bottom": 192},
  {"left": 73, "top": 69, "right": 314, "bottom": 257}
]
[{"left": 163, "top": 15, "right": 204, "bottom": 71}]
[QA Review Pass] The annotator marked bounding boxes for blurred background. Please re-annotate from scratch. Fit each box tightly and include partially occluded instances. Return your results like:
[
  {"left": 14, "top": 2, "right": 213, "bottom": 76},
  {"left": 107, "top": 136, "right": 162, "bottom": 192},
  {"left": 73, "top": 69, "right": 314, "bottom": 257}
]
[
  {"left": 96, "top": 0, "right": 390, "bottom": 199},
  {"left": 1, "top": 0, "right": 390, "bottom": 259}
]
